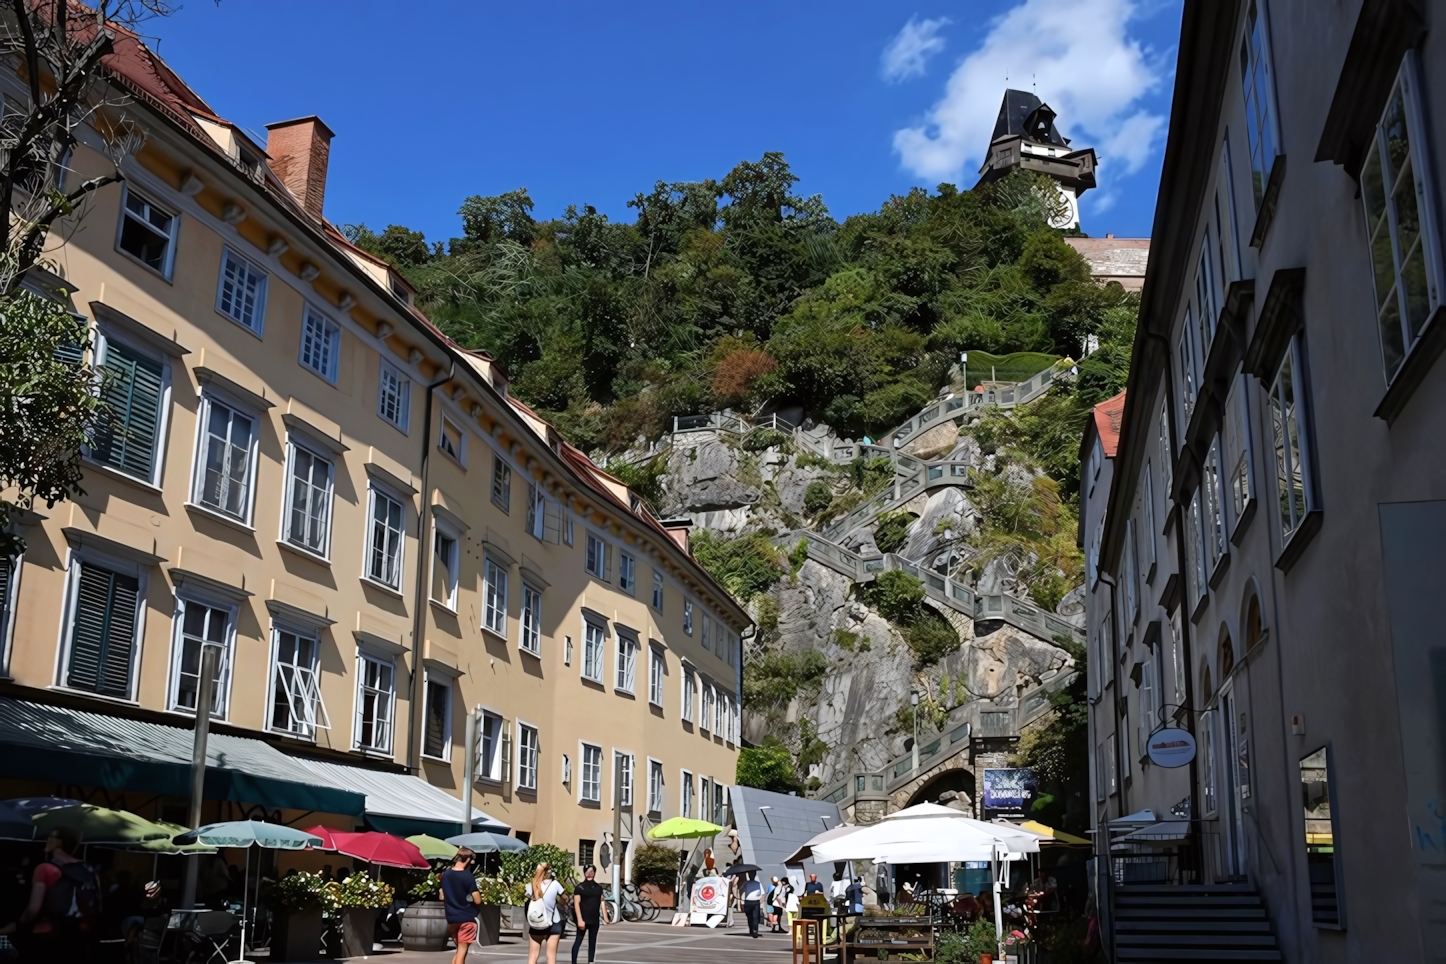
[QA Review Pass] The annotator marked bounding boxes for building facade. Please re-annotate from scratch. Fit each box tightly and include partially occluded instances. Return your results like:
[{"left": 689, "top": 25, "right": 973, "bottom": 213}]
[
  {"left": 0, "top": 24, "right": 745, "bottom": 868},
  {"left": 1086, "top": 0, "right": 1446, "bottom": 959}
]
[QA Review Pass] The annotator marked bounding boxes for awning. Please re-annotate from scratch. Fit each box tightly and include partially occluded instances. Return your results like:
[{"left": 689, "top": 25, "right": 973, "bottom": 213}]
[
  {"left": 0, "top": 699, "right": 502, "bottom": 831},
  {"left": 1112, "top": 820, "right": 1191, "bottom": 850}
]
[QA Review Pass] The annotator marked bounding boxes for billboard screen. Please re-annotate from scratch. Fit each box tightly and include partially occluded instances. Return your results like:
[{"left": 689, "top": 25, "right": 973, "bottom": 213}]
[{"left": 982, "top": 768, "right": 1037, "bottom": 813}]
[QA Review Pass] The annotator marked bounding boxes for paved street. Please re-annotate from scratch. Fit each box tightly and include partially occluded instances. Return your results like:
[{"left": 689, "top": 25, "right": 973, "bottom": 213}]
[{"left": 331, "top": 923, "right": 797, "bottom": 963}]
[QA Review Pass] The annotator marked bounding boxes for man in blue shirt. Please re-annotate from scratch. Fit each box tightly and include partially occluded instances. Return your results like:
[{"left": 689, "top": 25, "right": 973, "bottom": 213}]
[{"left": 439, "top": 847, "right": 480, "bottom": 964}]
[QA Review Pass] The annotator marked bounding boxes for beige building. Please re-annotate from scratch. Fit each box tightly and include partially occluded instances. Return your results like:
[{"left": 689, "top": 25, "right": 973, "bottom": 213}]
[{"left": 0, "top": 26, "right": 746, "bottom": 867}]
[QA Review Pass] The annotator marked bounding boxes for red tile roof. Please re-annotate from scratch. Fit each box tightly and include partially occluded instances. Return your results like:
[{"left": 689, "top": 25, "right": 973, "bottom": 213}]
[{"left": 1094, "top": 390, "right": 1127, "bottom": 458}]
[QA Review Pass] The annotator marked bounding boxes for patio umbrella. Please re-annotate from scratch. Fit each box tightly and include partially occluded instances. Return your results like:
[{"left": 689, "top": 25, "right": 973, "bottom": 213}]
[
  {"left": 445, "top": 831, "right": 527, "bottom": 853},
  {"left": 0, "top": 797, "right": 84, "bottom": 839},
  {"left": 782, "top": 823, "right": 860, "bottom": 865},
  {"left": 722, "top": 863, "right": 761, "bottom": 876},
  {"left": 407, "top": 834, "right": 459, "bottom": 862},
  {"left": 301, "top": 825, "right": 345, "bottom": 851},
  {"left": 125, "top": 821, "right": 217, "bottom": 854},
  {"left": 646, "top": 817, "right": 724, "bottom": 840},
  {"left": 33, "top": 805, "right": 171, "bottom": 845},
  {"left": 331, "top": 831, "right": 429, "bottom": 870},
  {"left": 1018, "top": 820, "right": 1090, "bottom": 846}
]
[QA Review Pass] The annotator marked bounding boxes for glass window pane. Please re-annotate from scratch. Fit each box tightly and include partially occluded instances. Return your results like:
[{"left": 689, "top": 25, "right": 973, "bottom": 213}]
[
  {"left": 1300, "top": 748, "right": 1341, "bottom": 925},
  {"left": 1361, "top": 147, "right": 1388, "bottom": 230}
]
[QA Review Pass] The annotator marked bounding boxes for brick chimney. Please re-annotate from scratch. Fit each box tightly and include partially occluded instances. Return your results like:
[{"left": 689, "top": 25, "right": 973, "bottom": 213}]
[
  {"left": 660, "top": 517, "right": 694, "bottom": 554},
  {"left": 265, "top": 116, "right": 334, "bottom": 220}
]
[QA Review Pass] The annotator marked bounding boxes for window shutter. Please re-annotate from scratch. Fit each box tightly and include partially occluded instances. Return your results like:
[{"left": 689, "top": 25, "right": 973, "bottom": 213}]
[
  {"left": 67, "top": 563, "right": 137, "bottom": 697},
  {"left": 502, "top": 720, "right": 513, "bottom": 786},
  {"left": 95, "top": 342, "right": 163, "bottom": 480}
]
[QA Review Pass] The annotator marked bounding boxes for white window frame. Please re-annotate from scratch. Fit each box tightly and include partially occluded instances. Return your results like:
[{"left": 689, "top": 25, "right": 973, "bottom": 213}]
[
  {"left": 282, "top": 441, "right": 334, "bottom": 558},
  {"left": 527, "top": 483, "right": 546, "bottom": 540},
  {"left": 1159, "top": 403, "right": 1173, "bottom": 494},
  {"left": 619, "top": 552, "right": 636, "bottom": 594},
  {"left": 647, "top": 758, "right": 664, "bottom": 815},
  {"left": 215, "top": 247, "right": 267, "bottom": 334},
  {"left": 116, "top": 183, "right": 179, "bottom": 279},
  {"left": 682, "top": 667, "right": 695, "bottom": 723},
  {"left": 299, "top": 305, "right": 342, "bottom": 383},
  {"left": 377, "top": 361, "right": 411, "bottom": 433},
  {"left": 585, "top": 533, "right": 608, "bottom": 579},
  {"left": 701, "top": 682, "right": 714, "bottom": 733},
  {"left": 652, "top": 570, "right": 664, "bottom": 611},
  {"left": 681, "top": 769, "right": 695, "bottom": 818},
  {"left": 1226, "top": 372, "right": 1256, "bottom": 537},
  {"left": 521, "top": 582, "right": 542, "bottom": 655},
  {"left": 1142, "top": 462, "right": 1157, "bottom": 571},
  {"left": 582, "top": 618, "right": 606, "bottom": 683},
  {"left": 1123, "top": 520, "right": 1138, "bottom": 628},
  {"left": 483, "top": 556, "right": 508, "bottom": 638},
  {"left": 1178, "top": 309, "right": 1198, "bottom": 422},
  {"left": 491, "top": 456, "right": 511, "bottom": 512},
  {"left": 364, "top": 484, "right": 406, "bottom": 590},
  {"left": 1269, "top": 334, "right": 1318, "bottom": 544},
  {"left": 432, "top": 525, "right": 459, "bottom": 610},
  {"left": 438, "top": 416, "right": 465, "bottom": 463},
  {"left": 614, "top": 750, "right": 634, "bottom": 808},
  {"left": 266, "top": 623, "right": 329, "bottom": 740},
  {"left": 354, "top": 649, "right": 396, "bottom": 754},
  {"left": 517, "top": 720, "right": 539, "bottom": 791},
  {"left": 1203, "top": 437, "right": 1228, "bottom": 574},
  {"left": 580, "top": 742, "right": 603, "bottom": 802},
  {"left": 190, "top": 392, "right": 260, "bottom": 525},
  {"left": 477, "top": 710, "right": 505, "bottom": 782},
  {"left": 421, "top": 672, "right": 453, "bottom": 762},
  {"left": 683, "top": 600, "right": 694, "bottom": 636},
  {"left": 616, "top": 633, "right": 638, "bottom": 694},
  {"left": 1196, "top": 234, "right": 1219, "bottom": 357},
  {"left": 1239, "top": 0, "right": 1282, "bottom": 211},
  {"left": 167, "top": 594, "right": 235, "bottom": 720},
  {"left": 648, "top": 645, "right": 665, "bottom": 707}
]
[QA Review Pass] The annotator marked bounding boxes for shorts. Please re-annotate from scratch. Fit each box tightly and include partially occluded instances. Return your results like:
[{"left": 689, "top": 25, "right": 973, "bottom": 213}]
[
  {"left": 449, "top": 921, "right": 478, "bottom": 945},
  {"left": 529, "top": 919, "right": 565, "bottom": 939}
]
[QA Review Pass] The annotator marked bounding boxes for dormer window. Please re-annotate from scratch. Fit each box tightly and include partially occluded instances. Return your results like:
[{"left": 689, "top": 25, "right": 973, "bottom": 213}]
[{"left": 389, "top": 274, "right": 412, "bottom": 304}]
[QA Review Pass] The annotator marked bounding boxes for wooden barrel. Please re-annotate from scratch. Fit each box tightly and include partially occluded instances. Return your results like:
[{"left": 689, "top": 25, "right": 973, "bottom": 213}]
[{"left": 401, "top": 900, "right": 450, "bottom": 951}]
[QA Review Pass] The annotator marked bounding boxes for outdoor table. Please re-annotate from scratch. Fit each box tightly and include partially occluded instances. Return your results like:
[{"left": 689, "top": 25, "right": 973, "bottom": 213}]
[{"left": 842, "top": 913, "right": 935, "bottom": 963}]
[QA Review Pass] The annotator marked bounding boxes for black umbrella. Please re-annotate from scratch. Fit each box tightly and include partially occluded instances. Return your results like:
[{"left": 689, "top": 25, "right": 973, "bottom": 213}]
[{"left": 723, "top": 863, "right": 762, "bottom": 876}]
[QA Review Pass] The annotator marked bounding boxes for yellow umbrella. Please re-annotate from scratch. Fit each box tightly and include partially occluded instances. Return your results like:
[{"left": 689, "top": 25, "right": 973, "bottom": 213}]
[
  {"left": 127, "top": 821, "right": 217, "bottom": 854},
  {"left": 647, "top": 817, "right": 724, "bottom": 840},
  {"left": 33, "top": 805, "right": 171, "bottom": 845},
  {"left": 1020, "top": 820, "right": 1090, "bottom": 846},
  {"left": 406, "top": 834, "right": 459, "bottom": 861}
]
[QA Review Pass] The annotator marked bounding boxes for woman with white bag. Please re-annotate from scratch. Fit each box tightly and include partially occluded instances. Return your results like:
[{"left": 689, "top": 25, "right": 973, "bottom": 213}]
[{"left": 525, "top": 862, "right": 567, "bottom": 964}]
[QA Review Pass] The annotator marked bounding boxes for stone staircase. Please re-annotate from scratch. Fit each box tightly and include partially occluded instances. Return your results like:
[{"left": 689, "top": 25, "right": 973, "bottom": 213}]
[{"left": 1113, "top": 885, "right": 1282, "bottom": 962}]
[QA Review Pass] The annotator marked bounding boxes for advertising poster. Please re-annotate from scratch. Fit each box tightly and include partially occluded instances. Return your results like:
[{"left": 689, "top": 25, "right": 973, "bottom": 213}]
[
  {"left": 982, "top": 768, "right": 1037, "bottom": 814},
  {"left": 690, "top": 875, "right": 729, "bottom": 916}
]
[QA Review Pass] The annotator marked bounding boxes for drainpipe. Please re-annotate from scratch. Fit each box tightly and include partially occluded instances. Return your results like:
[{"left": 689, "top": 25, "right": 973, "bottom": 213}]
[{"left": 407, "top": 363, "right": 457, "bottom": 776}]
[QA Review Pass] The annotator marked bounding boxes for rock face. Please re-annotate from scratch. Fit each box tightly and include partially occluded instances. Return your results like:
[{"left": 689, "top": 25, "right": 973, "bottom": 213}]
[{"left": 660, "top": 436, "right": 759, "bottom": 515}]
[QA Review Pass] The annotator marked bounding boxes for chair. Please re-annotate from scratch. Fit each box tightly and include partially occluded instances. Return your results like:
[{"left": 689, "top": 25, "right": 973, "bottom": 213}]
[
  {"left": 184, "top": 910, "right": 237, "bottom": 964},
  {"left": 791, "top": 918, "right": 824, "bottom": 964}
]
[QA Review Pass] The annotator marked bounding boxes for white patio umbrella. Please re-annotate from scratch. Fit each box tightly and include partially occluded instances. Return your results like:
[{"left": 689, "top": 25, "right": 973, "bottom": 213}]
[{"left": 811, "top": 804, "right": 1039, "bottom": 863}]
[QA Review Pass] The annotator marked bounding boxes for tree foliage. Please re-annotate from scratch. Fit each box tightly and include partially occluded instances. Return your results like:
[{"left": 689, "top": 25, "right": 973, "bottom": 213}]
[
  {"left": 689, "top": 530, "right": 785, "bottom": 601},
  {"left": 736, "top": 741, "right": 803, "bottom": 795}
]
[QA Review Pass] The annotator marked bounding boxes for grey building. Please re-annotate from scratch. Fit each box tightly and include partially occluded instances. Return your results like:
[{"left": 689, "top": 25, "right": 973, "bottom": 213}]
[{"left": 1085, "top": 0, "right": 1446, "bottom": 960}]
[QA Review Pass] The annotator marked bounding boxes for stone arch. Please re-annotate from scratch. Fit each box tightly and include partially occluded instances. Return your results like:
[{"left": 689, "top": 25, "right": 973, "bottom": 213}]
[
  {"left": 904, "top": 767, "right": 977, "bottom": 809},
  {"left": 888, "top": 753, "right": 976, "bottom": 813},
  {"left": 1219, "top": 625, "right": 1236, "bottom": 680},
  {"left": 1240, "top": 580, "right": 1266, "bottom": 650}
]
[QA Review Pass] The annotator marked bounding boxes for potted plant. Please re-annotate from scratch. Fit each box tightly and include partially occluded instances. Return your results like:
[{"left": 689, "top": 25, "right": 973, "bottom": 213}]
[
  {"left": 324, "top": 873, "right": 395, "bottom": 958},
  {"left": 473, "top": 876, "right": 519, "bottom": 945},
  {"left": 260, "top": 872, "right": 326, "bottom": 962},
  {"left": 400, "top": 872, "right": 448, "bottom": 952}
]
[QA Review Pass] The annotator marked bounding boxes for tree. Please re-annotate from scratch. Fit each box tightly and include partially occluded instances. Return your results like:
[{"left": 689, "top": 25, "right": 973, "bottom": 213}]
[
  {"left": 0, "top": 0, "right": 175, "bottom": 553},
  {"left": 736, "top": 741, "right": 802, "bottom": 795}
]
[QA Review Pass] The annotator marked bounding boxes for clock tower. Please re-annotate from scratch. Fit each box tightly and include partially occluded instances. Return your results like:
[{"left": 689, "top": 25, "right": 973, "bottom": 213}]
[{"left": 976, "top": 89, "right": 1098, "bottom": 230}]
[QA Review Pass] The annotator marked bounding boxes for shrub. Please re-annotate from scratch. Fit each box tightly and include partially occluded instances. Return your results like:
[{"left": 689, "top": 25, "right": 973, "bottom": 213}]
[
  {"left": 850, "top": 456, "right": 895, "bottom": 496},
  {"left": 795, "top": 451, "right": 837, "bottom": 472},
  {"left": 690, "top": 530, "right": 785, "bottom": 601},
  {"left": 743, "top": 427, "right": 790, "bottom": 451},
  {"left": 859, "top": 570, "right": 925, "bottom": 623},
  {"left": 803, "top": 480, "right": 833, "bottom": 514},
  {"left": 261, "top": 872, "right": 327, "bottom": 911},
  {"left": 905, "top": 611, "right": 961, "bottom": 665},
  {"left": 833, "top": 629, "right": 859, "bottom": 651},
  {"left": 604, "top": 456, "right": 667, "bottom": 509},
  {"left": 737, "top": 743, "right": 803, "bottom": 794},
  {"left": 712, "top": 347, "right": 778, "bottom": 407},
  {"left": 788, "top": 538, "right": 809, "bottom": 574},
  {"left": 323, "top": 874, "right": 394, "bottom": 910},
  {"left": 631, "top": 843, "right": 682, "bottom": 888},
  {"left": 744, "top": 648, "right": 829, "bottom": 711},
  {"left": 872, "top": 511, "right": 914, "bottom": 554},
  {"left": 498, "top": 843, "right": 578, "bottom": 890}
]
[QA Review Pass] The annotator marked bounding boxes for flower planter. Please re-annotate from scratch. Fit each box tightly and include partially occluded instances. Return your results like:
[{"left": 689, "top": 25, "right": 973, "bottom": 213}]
[
  {"left": 400, "top": 900, "right": 448, "bottom": 952},
  {"left": 270, "top": 907, "right": 324, "bottom": 962},
  {"left": 639, "top": 882, "right": 676, "bottom": 909},
  {"left": 339, "top": 906, "right": 379, "bottom": 958}
]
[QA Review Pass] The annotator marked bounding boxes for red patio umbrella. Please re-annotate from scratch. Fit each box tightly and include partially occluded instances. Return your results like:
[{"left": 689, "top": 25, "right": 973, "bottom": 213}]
[
  {"left": 303, "top": 825, "right": 345, "bottom": 851},
  {"left": 332, "top": 831, "right": 429, "bottom": 869}
]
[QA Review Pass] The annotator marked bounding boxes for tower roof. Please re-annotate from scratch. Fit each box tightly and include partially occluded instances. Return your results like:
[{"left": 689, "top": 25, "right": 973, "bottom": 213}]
[{"left": 991, "top": 89, "right": 1069, "bottom": 147}]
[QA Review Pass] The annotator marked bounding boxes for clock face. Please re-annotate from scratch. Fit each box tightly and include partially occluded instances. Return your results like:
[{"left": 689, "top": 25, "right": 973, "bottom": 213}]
[{"left": 1049, "top": 193, "right": 1077, "bottom": 228}]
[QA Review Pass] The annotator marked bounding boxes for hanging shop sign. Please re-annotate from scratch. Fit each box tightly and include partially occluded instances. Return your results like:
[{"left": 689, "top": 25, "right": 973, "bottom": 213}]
[{"left": 1147, "top": 728, "right": 1197, "bottom": 768}]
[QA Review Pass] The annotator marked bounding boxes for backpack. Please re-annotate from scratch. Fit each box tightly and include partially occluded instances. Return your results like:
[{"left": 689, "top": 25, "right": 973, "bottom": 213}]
[
  {"left": 526, "top": 883, "right": 554, "bottom": 929},
  {"left": 44, "top": 862, "right": 101, "bottom": 932}
]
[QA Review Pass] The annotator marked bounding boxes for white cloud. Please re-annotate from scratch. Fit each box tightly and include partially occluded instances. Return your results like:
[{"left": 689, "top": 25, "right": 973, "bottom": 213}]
[
  {"left": 881, "top": 16, "right": 952, "bottom": 83},
  {"left": 892, "top": 0, "right": 1165, "bottom": 191}
]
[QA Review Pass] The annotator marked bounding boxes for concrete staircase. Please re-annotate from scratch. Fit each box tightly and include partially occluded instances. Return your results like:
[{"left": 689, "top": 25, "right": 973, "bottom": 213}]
[{"left": 1114, "top": 885, "right": 1282, "bottom": 962}]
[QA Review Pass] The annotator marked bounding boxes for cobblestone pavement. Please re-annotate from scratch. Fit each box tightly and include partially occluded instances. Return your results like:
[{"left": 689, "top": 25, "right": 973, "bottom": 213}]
[{"left": 331, "top": 922, "right": 800, "bottom": 963}]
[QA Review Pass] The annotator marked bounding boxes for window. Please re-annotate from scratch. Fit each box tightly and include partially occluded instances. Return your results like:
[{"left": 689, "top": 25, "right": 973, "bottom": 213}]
[
  {"left": 715, "top": 688, "right": 726, "bottom": 734},
  {"left": 1203, "top": 438, "right": 1228, "bottom": 572},
  {"left": 491, "top": 457, "right": 511, "bottom": 512},
  {"left": 1220, "top": 138, "right": 1243, "bottom": 281},
  {"left": 1269, "top": 335, "right": 1316, "bottom": 543},
  {"left": 484, "top": 558, "right": 508, "bottom": 636},
  {"left": 1096, "top": 742, "right": 1108, "bottom": 802},
  {"left": 702, "top": 683, "right": 714, "bottom": 733},
  {"left": 1138, "top": 658, "right": 1155, "bottom": 759},
  {"left": 432, "top": 530, "right": 458, "bottom": 609},
  {"left": 564, "top": 635, "right": 573, "bottom": 666},
  {"left": 648, "top": 760, "right": 664, "bottom": 814},
  {"left": 619, "top": 552, "right": 635, "bottom": 594},
  {"left": 649, "top": 646, "right": 664, "bottom": 706},
  {"left": 527, "top": 483, "right": 546, "bottom": 540},
  {"left": 521, "top": 583, "right": 542, "bottom": 655},
  {"left": 580, "top": 743, "right": 602, "bottom": 802},
  {"left": 377, "top": 363, "right": 410, "bottom": 432},
  {"left": 1171, "top": 610, "right": 1186, "bottom": 702},
  {"left": 478, "top": 711, "right": 505, "bottom": 781},
  {"left": 1159, "top": 404, "right": 1173, "bottom": 494},
  {"left": 92, "top": 337, "right": 165, "bottom": 483},
  {"left": 681, "top": 771, "right": 695, "bottom": 818},
  {"left": 170, "top": 599, "right": 231, "bottom": 717},
  {"left": 366, "top": 487, "right": 405, "bottom": 589},
  {"left": 1122, "top": 520, "right": 1138, "bottom": 627},
  {"left": 712, "top": 781, "right": 726, "bottom": 824},
  {"left": 117, "top": 186, "right": 176, "bottom": 275},
  {"left": 615, "top": 751, "right": 633, "bottom": 807},
  {"left": 1186, "top": 490, "right": 1206, "bottom": 610},
  {"left": 1201, "top": 711, "right": 1218, "bottom": 814},
  {"left": 193, "top": 396, "right": 255, "bottom": 520},
  {"left": 438, "top": 417, "right": 463, "bottom": 461},
  {"left": 702, "top": 614, "right": 711, "bottom": 655},
  {"left": 216, "top": 249, "right": 267, "bottom": 332},
  {"left": 577, "top": 839, "right": 594, "bottom": 867},
  {"left": 284, "top": 444, "right": 333, "bottom": 555},
  {"left": 616, "top": 634, "right": 638, "bottom": 693},
  {"left": 700, "top": 777, "right": 713, "bottom": 818},
  {"left": 518, "top": 723, "right": 539, "bottom": 790},
  {"left": 564, "top": 515, "right": 574, "bottom": 546},
  {"left": 355, "top": 652, "right": 395, "bottom": 753},
  {"left": 270, "top": 627, "right": 327, "bottom": 738},
  {"left": 1240, "top": 0, "right": 1280, "bottom": 207},
  {"left": 299, "top": 307, "right": 341, "bottom": 382},
  {"left": 562, "top": 754, "right": 572, "bottom": 788},
  {"left": 683, "top": 600, "right": 693, "bottom": 635},
  {"left": 1225, "top": 373, "right": 1255, "bottom": 530},
  {"left": 65, "top": 561, "right": 140, "bottom": 698},
  {"left": 730, "top": 695, "right": 740, "bottom": 744},
  {"left": 1361, "top": 52, "right": 1442, "bottom": 383},
  {"left": 1142, "top": 463, "right": 1157, "bottom": 570},
  {"left": 682, "top": 668, "right": 695, "bottom": 722},
  {"left": 585, "top": 534, "right": 608, "bottom": 579},
  {"left": 1301, "top": 747, "right": 1342, "bottom": 926},
  {"left": 422, "top": 675, "right": 452, "bottom": 759},
  {"left": 583, "top": 620, "right": 605, "bottom": 682},
  {"left": 1197, "top": 236, "right": 1218, "bottom": 354},
  {"left": 1178, "top": 311, "right": 1198, "bottom": 421},
  {"left": 652, "top": 570, "right": 664, "bottom": 611}
]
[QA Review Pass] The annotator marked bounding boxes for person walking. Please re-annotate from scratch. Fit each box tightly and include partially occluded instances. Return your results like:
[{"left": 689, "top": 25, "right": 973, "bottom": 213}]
[
  {"left": 525, "top": 862, "right": 566, "bottom": 964},
  {"left": 766, "top": 876, "right": 782, "bottom": 933},
  {"left": 570, "top": 865, "right": 607, "bottom": 964},
  {"left": 741, "top": 872, "right": 764, "bottom": 938},
  {"left": 784, "top": 876, "right": 800, "bottom": 933},
  {"left": 439, "top": 847, "right": 481, "bottom": 964},
  {"left": 16, "top": 827, "right": 99, "bottom": 962}
]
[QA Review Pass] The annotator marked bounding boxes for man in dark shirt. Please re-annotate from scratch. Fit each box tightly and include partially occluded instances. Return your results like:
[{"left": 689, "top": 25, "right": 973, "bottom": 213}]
[
  {"left": 439, "top": 848, "right": 480, "bottom": 964},
  {"left": 570, "top": 865, "right": 607, "bottom": 964},
  {"left": 804, "top": 873, "right": 824, "bottom": 896}
]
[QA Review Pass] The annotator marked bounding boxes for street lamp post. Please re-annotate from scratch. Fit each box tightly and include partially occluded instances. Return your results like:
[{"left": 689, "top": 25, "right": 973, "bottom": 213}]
[
  {"left": 910, "top": 690, "right": 920, "bottom": 774},
  {"left": 181, "top": 642, "right": 220, "bottom": 910}
]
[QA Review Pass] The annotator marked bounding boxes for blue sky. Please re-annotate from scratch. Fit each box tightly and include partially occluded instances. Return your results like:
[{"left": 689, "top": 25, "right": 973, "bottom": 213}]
[{"left": 147, "top": 0, "right": 1182, "bottom": 245}]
